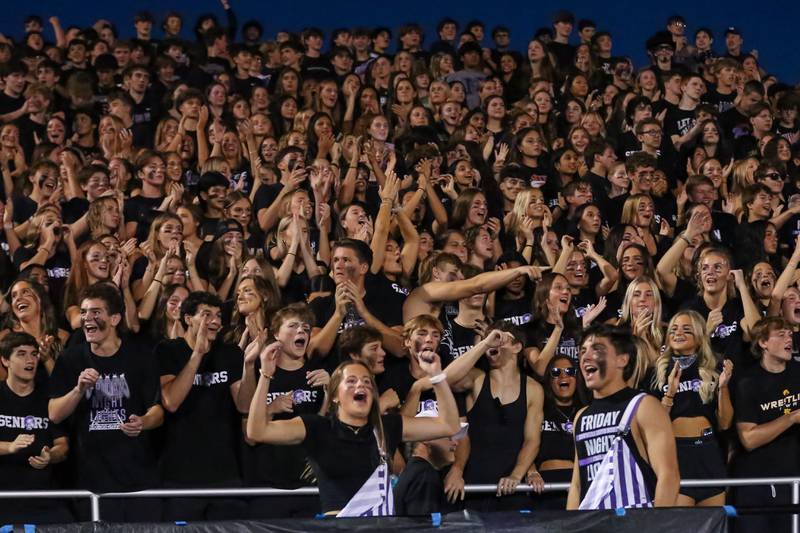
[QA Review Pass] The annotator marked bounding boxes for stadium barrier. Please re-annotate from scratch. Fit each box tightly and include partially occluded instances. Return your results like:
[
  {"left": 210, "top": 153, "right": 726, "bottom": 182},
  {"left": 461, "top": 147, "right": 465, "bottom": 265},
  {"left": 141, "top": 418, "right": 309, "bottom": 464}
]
[{"left": 0, "top": 477, "right": 797, "bottom": 531}]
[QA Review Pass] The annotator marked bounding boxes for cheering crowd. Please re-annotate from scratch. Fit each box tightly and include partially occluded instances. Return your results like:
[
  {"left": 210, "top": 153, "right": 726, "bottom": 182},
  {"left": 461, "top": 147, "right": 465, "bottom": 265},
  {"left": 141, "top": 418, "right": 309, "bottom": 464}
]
[{"left": 0, "top": 4, "right": 798, "bottom": 530}]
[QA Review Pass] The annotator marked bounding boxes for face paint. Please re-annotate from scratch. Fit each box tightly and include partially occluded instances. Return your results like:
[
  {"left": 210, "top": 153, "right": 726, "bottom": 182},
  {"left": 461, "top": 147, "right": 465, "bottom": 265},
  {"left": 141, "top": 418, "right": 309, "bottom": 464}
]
[{"left": 596, "top": 354, "right": 607, "bottom": 379}]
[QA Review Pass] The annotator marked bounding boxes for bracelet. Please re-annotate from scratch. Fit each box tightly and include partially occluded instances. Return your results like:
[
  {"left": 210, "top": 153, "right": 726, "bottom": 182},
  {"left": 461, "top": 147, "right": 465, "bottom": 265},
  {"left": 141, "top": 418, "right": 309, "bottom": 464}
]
[
  {"left": 260, "top": 370, "right": 274, "bottom": 380},
  {"left": 287, "top": 252, "right": 296, "bottom": 256},
  {"left": 429, "top": 372, "right": 447, "bottom": 385},
  {"left": 38, "top": 246, "right": 51, "bottom": 254},
  {"left": 678, "top": 234, "right": 691, "bottom": 245},
  {"left": 662, "top": 397, "right": 674, "bottom": 407},
  {"left": 153, "top": 279, "right": 163, "bottom": 285},
  {"left": 664, "top": 394, "right": 675, "bottom": 399},
  {"left": 524, "top": 244, "right": 533, "bottom": 249}
]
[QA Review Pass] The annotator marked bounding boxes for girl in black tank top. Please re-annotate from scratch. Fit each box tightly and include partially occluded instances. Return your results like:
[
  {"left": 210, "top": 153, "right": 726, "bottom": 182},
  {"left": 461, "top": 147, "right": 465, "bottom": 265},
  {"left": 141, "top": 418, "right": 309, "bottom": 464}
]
[{"left": 535, "top": 355, "right": 585, "bottom": 509}]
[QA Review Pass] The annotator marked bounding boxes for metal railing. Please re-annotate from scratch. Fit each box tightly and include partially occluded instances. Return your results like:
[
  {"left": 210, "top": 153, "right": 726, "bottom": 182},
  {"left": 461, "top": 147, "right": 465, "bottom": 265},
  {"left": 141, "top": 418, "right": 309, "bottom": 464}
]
[{"left": 0, "top": 477, "right": 798, "bottom": 532}]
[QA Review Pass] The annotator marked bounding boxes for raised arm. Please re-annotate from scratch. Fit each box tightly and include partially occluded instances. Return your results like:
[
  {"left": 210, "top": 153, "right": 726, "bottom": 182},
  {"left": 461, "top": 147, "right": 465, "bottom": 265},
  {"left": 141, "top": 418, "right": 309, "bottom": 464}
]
[
  {"left": 160, "top": 321, "right": 209, "bottom": 413},
  {"left": 245, "top": 341, "right": 307, "bottom": 444},
  {"left": 401, "top": 352, "right": 460, "bottom": 441},
  {"left": 403, "top": 265, "right": 546, "bottom": 322}
]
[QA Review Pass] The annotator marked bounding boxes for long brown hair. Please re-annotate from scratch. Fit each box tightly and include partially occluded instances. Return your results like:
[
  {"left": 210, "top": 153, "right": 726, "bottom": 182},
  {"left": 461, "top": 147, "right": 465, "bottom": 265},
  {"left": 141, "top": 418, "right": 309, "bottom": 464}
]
[{"left": 325, "top": 361, "right": 389, "bottom": 463}]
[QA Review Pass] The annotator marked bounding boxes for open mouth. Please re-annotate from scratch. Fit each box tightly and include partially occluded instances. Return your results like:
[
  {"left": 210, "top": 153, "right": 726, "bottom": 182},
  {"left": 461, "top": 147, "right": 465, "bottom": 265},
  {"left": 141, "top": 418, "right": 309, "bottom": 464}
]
[
  {"left": 15, "top": 302, "right": 30, "bottom": 313},
  {"left": 486, "top": 348, "right": 500, "bottom": 359},
  {"left": 760, "top": 279, "right": 773, "bottom": 291},
  {"left": 84, "top": 324, "right": 99, "bottom": 334},
  {"left": 293, "top": 335, "right": 307, "bottom": 349},
  {"left": 583, "top": 364, "right": 598, "bottom": 378},
  {"left": 558, "top": 379, "right": 571, "bottom": 389},
  {"left": 353, "top": 390, "right": 368, "bottom": 403}
]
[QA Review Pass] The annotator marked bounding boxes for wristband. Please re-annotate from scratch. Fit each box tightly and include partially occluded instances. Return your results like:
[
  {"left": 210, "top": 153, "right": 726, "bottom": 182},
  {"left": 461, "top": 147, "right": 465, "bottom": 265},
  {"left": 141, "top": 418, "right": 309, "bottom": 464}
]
[
  {"left": 429, "top": 372, "right": 447, "bottom": 385},
  {"left": 679, "top": 234, "right": 691, "bottom": 245},
  {"left": 260, "top": 371, "right": 274, "bottom": 380},
  {"left": 154, "top": 279, "right": 163, "bottom": 285},
  {"left": 524, "top": 244, "right": 533, "bottom": 249}
]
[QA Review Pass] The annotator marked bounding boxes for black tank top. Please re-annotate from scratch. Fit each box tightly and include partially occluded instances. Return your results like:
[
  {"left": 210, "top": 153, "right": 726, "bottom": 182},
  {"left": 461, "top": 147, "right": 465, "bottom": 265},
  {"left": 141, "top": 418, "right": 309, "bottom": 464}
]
[
  {"left": 538, "top": 401, "right": 578, "bottom": 465},
  {"left": 464, "top": 370, "right": 528, "bottom": 483},
  {"left": 573, "top": 387, "right": 657, "bottom": 501}
]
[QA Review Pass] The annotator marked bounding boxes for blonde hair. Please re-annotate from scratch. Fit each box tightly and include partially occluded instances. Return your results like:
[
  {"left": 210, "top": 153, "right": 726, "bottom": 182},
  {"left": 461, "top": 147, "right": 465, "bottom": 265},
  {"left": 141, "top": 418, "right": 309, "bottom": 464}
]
[
  {"left": 620, "top": 276, "right": 664, "bottom": 349},
  {"left": 506, "top": 188, "right": 543, "bottom": 236},
  {"left": 620, "top": 194, "right": 655, "bottom": 229},
  {"left": 655, "top": 310, "right": 719, "bottom": 404}
]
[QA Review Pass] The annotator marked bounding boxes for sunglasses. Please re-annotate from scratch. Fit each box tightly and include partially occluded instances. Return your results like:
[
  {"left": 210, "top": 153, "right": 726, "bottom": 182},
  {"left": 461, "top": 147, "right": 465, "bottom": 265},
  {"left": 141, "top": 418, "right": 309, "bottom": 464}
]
[{"left": 550, "top": 367, "right": 577, "bottom": 378}]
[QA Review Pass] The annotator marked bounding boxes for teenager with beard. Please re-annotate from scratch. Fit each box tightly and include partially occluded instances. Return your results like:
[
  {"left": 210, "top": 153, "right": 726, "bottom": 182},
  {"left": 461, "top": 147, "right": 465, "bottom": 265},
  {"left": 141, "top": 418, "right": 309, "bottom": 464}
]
[
  {"left": 733, "top": 317, "right": 800, "bottom": 533},
  {"left": 568, "top": 326, "right": 679, "bottom": 509},
  {"left": 0, "top": 332, "right": 71, "bottom": 523},
  {"left": 246, "top": 348, "right": 459, "bottom": 515},
  {"left": 49, "top": 283, "right": 163, "bottom": 521},
  {"left": 157, "top": 291, "right": 255, "bottom": 520},
  {"left": 439, "top": 325, "right": 544, "bottom": 511},
  {"left": 243, "top": 304, "right": 329, "bottom": 518}
]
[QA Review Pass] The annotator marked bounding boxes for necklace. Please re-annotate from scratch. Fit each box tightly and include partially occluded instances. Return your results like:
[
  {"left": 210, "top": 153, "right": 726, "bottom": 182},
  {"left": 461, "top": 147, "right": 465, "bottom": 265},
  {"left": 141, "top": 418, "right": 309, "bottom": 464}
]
[{"left": 554, "top": 405, "right": 575, "bottom": 433}]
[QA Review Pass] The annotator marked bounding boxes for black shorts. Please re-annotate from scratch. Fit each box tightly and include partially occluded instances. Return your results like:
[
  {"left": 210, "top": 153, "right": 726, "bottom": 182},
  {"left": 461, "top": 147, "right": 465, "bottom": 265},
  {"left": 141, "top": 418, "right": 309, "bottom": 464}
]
[{"left": 676, "top": 433, "right": 727, "bottom": 502}]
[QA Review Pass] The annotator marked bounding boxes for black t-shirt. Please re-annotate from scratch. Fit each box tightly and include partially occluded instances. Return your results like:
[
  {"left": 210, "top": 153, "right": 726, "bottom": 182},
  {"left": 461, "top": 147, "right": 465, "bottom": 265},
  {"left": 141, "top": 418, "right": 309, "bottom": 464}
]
[
  {"left": 719, "top": 107, "right": 750, "bottom": 140},
  {"left": 0, "top": 381, "right": 64, "bottom": 490},
  {"left": 378, "top": 358, "right": 437, "bottom": 414},
  {"left": 156, "top": 337, "right": 244, "bottom": 485},
  {"left": 0, "top": 92, "right": 24, "bottom": 116},
  {"left": 62, "top": 197, "right": 90, "bottom": 225},
  {"left": 680, "top": 295, "right": 744, "bottom": 363},
  {"left": 733, "top": 361, "right": 800, "bottom": 477},
  {"left": 245, "top": 364, "right": 324, "bottom": 488},
  {"left": 394, "top": 456, "right": 444, "bottom": 516},
  {"left": 300, "top": 413, "right": 403, "bottom": 513},
  {"left": 11, "top": 195, "right": 37, "bottom": 225},
  {"left": 48, "top": 339, "right": 161, "bottom": 491},
  {"left": 547, "top": 42, "right": 575, "bottom": 72},
  {"left": 310, "top": 275, "right": 404, "bottom": 360},
  {"left": 524, "top": 321, "right": 581, "bottom": 365},
  {"left": 124, "top": 195, "right": 165, "bottom": 243},
  {"left": 703, "top": 89, "right": 737, "bottom": 115},
  {"left": 495, "top": 296, "right": 533, "bottom": 327},
  {"left": 448, "top": 319, "right": 479, "bottom": 362},
  {"left": 664, "top": 107, "right": 696, "bottom": 139}
]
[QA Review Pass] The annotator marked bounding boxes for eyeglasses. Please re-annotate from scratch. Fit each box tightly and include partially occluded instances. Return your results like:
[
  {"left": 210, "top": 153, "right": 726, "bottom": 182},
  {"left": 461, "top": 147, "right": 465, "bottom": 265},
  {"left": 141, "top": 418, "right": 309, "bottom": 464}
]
[
  {"left": 641, "top": 130, "right": 662, "bottom": 136},
  {"left": 550, "top": 367, "right": 577, "bottom": 378},
  {"left": 763, "top": 172, "right": 784, "bottom": 180}
]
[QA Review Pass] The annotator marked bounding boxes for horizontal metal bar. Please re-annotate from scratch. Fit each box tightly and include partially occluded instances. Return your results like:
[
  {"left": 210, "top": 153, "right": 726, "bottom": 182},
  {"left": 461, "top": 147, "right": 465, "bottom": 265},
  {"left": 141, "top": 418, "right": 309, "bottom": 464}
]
[
  {"left": 0, "top": 490, "right": 95, "bottom": 498},
  {"left": 2, "top": 477, "right": 800, "bottom": 500}
]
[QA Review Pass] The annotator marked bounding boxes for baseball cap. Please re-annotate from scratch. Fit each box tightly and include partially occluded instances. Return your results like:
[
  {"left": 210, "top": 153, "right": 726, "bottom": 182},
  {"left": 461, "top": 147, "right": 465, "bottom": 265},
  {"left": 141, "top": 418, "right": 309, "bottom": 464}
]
[
  {"left": 724, "top": 27, "right": 742, "bottom": 36},
  {"left": 416, "top": 404, "right": 469, "bottom": 440},
  {"left": 214, "top": 219, "right": 244, "bottom": 240}
]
